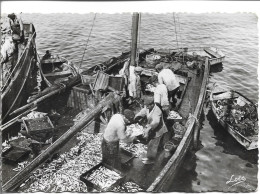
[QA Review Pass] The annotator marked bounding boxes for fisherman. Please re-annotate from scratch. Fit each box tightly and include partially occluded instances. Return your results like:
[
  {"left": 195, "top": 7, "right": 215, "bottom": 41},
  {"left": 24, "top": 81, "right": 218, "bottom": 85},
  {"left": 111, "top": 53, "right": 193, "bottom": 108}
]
[
  {"left": 149, "top": 75, "right": 170, "bottom": 118},
  {"left": 155, "top": 63, "right": 180, "bottom": 107},
  {"left": 102, "top": 109, "right": 136, "bottom": 170},
  {"left": 42, "top": 50, "right": 52, "bottom": 61},
  {"left": 1, "top": 36, "right": 16, "bottom": 84},
  {"left": 135, "top": 97, "right": 169, "bottom": 164},
  {"left": 7, "top": 13, "right": 20, "bottom": 35}
]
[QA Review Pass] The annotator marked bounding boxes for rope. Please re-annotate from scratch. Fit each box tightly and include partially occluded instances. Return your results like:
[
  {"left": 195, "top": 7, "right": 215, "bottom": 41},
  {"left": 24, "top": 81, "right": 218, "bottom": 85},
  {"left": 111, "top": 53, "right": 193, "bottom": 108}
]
[{"left": 79, "top": 13, "right": 97, "bottom": 68}]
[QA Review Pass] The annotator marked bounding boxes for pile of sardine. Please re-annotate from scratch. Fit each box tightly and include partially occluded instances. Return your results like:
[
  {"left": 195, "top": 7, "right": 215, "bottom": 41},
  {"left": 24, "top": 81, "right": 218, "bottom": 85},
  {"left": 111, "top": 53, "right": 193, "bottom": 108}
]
[
  {"left": 13, "top": 161, "right": 29, "bottom": 172},
  {"left": 120, "top": 142, "right": 147, "bottom": 158},
  {"left": 126, "top": 123, "right": 144, "bottom": 137},
  {"left": 145, "top": 84, "right": 155, "bottom": 92},
  {"left": 112, "top": 181, "right": 144, "bottom": 192},
  {"left": 167, "top": 110, "right": 182, "bottom": 120},
  {"left": 22, "top": 132, "right": 103, "bottom": 192},
  {"left": 86, "top": 166, "right": 122, "bottom": 190},
  {"left": 21, "top": 111, "right": 47, "bottom": 120}
]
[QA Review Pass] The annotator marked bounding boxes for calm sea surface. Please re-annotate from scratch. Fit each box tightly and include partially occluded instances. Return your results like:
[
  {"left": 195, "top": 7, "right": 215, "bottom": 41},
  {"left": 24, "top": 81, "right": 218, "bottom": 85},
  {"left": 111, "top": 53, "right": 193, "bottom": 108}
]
[{"left": 19, "top": 13, "right": 258, "bottom": 192}]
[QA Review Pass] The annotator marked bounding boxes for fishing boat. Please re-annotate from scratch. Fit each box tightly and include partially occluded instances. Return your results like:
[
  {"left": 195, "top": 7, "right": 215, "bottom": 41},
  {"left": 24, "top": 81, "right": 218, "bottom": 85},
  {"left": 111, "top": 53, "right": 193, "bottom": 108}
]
[
  {"left": 2, "top": 13, "right": 220, "bottom": 192},
  {"left": 39, "top": 53, "right": 79, "bottom": 87},
  {"left": 210, "top": 90, "right": 258, "bottom": 150},
  {"left": 1, "top": 19, "right": 39, "bottom": 123}
]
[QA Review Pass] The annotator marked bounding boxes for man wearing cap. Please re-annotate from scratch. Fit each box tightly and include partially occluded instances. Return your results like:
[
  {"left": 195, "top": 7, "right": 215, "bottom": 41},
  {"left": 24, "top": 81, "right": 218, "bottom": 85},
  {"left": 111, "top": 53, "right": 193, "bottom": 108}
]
[
  {"left": 155, "top": 63, "right": 180, "bottom": 107},
  {"left": 135, "top": 97, "right": 169, "bottom": 164},
  {"left": 102, "top": 109, "right": 136, "bottom": 170}
]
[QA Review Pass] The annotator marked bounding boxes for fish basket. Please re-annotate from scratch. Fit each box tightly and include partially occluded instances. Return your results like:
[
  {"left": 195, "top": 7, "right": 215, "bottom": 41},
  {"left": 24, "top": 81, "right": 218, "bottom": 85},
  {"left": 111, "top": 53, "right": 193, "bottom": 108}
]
[
  {"left": 79, "top": 162, "right": 125, "bottom": 192},
  {"left": 22, "top": 116, "right": 54, "bottom": 135},
  {"left": 2, "top": 146, "right": 31, "bottom": 163},
  {"left": 80, "top": 72, "right": 96, "bottom": 85}
]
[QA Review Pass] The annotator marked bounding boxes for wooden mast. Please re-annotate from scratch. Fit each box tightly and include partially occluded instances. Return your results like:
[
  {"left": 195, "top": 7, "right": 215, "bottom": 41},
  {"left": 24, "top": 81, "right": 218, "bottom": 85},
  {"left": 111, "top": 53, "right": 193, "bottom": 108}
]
[
  {"left": 125, "top": 12, "right": 139, "bottom": 79},
  {"left": 130, "top": 12, "right": 139, "bottom": 67}
]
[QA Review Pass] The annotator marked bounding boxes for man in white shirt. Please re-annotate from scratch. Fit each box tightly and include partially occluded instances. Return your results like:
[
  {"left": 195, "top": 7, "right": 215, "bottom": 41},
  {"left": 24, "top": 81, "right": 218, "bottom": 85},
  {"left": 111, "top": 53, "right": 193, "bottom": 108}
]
[
  {"left": 102, "top": 109, "right": 136, "bottom": 170},
  {"left": 149, "top": 75, "right": 170, "bottom": 118},
  {"left": 156, "top": 63, "right": 180, "bottom": 107}
]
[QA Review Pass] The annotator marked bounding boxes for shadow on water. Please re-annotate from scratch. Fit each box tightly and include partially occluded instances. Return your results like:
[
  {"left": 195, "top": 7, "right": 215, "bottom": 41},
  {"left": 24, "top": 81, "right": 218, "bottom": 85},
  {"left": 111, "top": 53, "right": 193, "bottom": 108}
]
[
  {"left": 167, "top": 150, "right": 198, "bottom": 192},
  {"left": 207, "top": 109, "right": 258, "bottom": 164},
  {"left": 167, "top": 110, "right": 207, "bottom": 192},
  {"left": 210, "top": 63, "right": 224, "bottom": 73}
]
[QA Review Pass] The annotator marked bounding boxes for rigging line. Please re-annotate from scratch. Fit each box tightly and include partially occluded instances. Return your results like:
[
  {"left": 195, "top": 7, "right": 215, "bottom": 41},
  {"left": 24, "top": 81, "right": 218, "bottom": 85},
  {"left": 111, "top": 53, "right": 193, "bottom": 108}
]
[
  {"left": 80, "top": 13, "right": 97, "bottom": 68},
  {"left": 172, "top": 13, "right": 179, "bottom": 49},
  {"left": 176, "top": 14, "right": 184, "bottom": 64},
  {"left": 177, "top": 14, "right": 182, "bottom": 49}
]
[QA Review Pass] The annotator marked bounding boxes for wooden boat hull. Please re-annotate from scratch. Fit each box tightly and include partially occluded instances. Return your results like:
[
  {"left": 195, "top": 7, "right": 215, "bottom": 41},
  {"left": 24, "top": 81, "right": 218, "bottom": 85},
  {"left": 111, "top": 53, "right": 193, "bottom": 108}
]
[
  {"left": 39, "top": 56, "right": 78, "bottom": 87},
  {"left": 148, "top": 58, "right": 210, "bottom": 192},
  {"left": 2, "top": 48, "right": 211, "bottom": 192},
  {"left": 1, "top": 24, "right": 38, "bottom": 123},
  {"left": 210, "top": 90, "right": 258, "bottom": 150}
]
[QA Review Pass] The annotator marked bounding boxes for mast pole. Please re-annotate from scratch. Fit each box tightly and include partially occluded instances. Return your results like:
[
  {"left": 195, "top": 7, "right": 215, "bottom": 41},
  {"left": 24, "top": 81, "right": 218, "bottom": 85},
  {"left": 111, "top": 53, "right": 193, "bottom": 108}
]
[{"left": 130, "top": 12, "right": 139, "bottom": 67}]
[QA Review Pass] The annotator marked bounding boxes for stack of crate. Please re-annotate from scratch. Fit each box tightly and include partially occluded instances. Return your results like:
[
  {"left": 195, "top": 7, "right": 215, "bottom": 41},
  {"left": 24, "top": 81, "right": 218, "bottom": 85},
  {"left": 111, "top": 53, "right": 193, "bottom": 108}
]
[{"left": 67, "top": 84, "right": 95, "bottom": 110}]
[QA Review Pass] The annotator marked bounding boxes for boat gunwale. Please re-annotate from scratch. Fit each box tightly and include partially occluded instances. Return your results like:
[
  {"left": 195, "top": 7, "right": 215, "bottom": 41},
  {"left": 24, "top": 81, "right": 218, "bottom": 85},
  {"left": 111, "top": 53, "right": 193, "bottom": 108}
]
[{"left": 1, "top": 30, "right": 36, "bottom": 93}]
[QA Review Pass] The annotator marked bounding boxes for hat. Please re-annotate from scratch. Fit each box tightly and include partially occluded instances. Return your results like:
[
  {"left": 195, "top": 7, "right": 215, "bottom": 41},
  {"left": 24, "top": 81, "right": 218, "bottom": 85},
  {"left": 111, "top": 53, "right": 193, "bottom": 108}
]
[
  {"left": 135, "top": 66, "right": 143, "bottom": 72},
  {"left": 155, "top": 63, "right": 163, "bottom": 71},
  {"left": 144, "top": 97, "right": 154, "bottom": 106},
  {"left": 123, "top": 109, "right": 135, "bottom": 123},
  {"left": 8, "top": 13, "right": 16, "bottom": 20}
]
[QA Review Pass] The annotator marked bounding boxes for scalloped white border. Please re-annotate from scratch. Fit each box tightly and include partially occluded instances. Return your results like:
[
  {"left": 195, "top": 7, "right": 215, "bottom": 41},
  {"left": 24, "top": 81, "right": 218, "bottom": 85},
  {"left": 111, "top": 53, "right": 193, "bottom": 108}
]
[{"left": 1, "top": 1, "right": 260, "bottom": 14}]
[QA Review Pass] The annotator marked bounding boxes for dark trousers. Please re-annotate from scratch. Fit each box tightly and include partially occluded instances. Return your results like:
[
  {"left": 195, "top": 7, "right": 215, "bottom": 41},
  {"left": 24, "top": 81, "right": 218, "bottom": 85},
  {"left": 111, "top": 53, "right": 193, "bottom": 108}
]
[
  {"left": 101, "top": 138, "right": 121, "bottom": 171},
  {"left": 168, "top": 87, "right": 179, "bottom": 106},
  {"left": 147, "top": 132, "right": 170, "bottom": 160}
]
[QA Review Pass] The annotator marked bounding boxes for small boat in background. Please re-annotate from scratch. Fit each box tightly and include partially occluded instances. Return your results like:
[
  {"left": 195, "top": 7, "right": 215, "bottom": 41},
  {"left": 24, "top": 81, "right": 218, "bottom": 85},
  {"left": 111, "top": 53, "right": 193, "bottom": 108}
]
[
  {"left": 39, "top": 52, "right": 79, "bottom": 86},
  {"left": 204, "top": 47, "right": 225, "bottom": 65},
  {"left": 210, "top": 90, "right": 258, "bottom": 150}
]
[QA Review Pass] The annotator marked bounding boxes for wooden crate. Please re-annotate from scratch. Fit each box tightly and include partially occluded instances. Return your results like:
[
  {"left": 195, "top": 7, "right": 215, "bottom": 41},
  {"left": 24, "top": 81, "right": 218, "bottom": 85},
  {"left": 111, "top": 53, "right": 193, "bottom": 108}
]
[
  {"left": 80, "top": 162, "right": 125, "bottom": 192},
  {"left": 67, "top": 83, "right": 95, "bottom": 110},
  {"left": 22, "top": 116, "right": 54, "bottom": 135}
]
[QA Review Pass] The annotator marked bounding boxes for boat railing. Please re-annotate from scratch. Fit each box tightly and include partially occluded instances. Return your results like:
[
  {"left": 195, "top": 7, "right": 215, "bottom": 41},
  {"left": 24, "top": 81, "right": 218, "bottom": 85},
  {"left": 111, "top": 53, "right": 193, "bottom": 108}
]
[{"left": 1, "top": 31, "right": 36, "bottom": 92}]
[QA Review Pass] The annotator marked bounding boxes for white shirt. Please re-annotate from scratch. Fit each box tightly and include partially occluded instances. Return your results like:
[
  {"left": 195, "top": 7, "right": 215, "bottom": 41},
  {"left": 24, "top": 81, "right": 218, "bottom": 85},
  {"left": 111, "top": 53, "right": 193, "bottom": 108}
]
[
  {"left": 103, "top": 114, "right": 127, "bottom": 142},
  {"left": 154, "top": 84, "right": 169, "bottom": 106},
  {"left": 1, "top": 37, "right": 15, "bottom": 62},
  {"left": 158, "top": 69, "right": 180, "bottom": 91}
]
